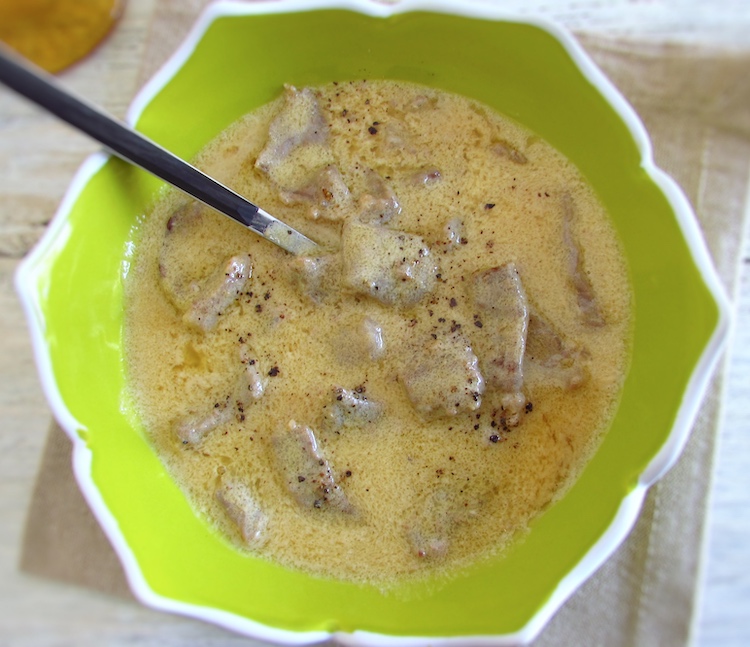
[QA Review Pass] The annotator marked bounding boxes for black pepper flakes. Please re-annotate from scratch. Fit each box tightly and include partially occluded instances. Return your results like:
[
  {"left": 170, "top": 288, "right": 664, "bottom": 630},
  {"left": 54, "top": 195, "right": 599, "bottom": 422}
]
[
  {"left": 485, "top": 203, "right": 495, "bottom": 210},
  {"left": 368, "top": 126, "right": 378, "bottom": 135},
  {"left": 268, "top": 366, "right": 280, "bottom": 377}
]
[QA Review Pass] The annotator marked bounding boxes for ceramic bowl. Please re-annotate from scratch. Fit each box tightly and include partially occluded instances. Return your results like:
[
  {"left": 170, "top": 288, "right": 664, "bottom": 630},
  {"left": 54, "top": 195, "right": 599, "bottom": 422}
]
[{"left": 16, "top": 1, "right": 730, "bottom": 644}]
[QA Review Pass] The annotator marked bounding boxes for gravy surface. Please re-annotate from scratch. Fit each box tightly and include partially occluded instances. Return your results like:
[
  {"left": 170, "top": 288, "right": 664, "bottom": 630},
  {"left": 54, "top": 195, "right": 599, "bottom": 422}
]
[{"left": 124, "top": 80, "right": 632, "bottom": 586}]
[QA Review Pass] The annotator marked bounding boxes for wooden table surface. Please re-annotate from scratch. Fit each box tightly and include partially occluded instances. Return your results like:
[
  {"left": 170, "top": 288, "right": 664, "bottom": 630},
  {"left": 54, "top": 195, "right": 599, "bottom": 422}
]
[{"left": 1, "top": 1, "right": 748, "bottom": 645}]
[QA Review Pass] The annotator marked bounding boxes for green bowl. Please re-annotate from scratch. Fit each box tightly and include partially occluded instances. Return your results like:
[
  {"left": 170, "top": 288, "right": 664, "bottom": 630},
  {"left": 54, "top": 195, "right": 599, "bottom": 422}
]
[{"left": 15, "top": 1, "right": 730, "bottom": 644}]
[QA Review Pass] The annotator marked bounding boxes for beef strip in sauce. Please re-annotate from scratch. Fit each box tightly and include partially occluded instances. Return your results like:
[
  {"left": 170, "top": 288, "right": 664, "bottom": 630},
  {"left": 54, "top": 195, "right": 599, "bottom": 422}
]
[
  {"left": 341, "top": 221, "right": 438, "bottom": 306},
  {"left": 183, "top": 254, "right": 253, "bottom": 332},
  {"left": 289, "top": 253, "right": 341, "bottom": 305},
  {"left": 279, "top": 164, "right": 352, "bottom": 220},
  {"left": 174, "top": 349, "right": 266, "bottom": 444},
  {"left": 325, "top": 386, "right": 383, "bottom": 431},
  {"left": 399, "top": 331, "right": 485, "bottom": 418},
  {"left": 332, "top": 316, "right": 386, "bottom": 364},
  {"left": 526, "top": 310, "right": 590, "bottom": 389},
  {"left": 357, "top": 168, "right": 402, "bottom": 224},
  {"left": 376, "top": 119, "right": 416, "bottom": 156},
  {"left": 561, "top": 193, "right": 605, "bottom": 327},
  {"left": 469, "top": 264, "right": 529, "bottom": 424},
  {"left": 255, "top": 85, "right": 334, "bottom": 199},
  {"left": 270, "top": 421, "right": 354, "bottom": 513},
  {"left": 158, "top": 201, "right": 205, "bottom": 309},
  {"left": 406, "top": 483, "right": 483, "bottom": 560},
  {"left": 491, "top": 138, "right": 528, "bottom": 165},
  {"left": 215, "top": 476, "right": 269, "bottom": 548},
  {"left": 256, "top": 84, "right": 329, "bottom": 168}
]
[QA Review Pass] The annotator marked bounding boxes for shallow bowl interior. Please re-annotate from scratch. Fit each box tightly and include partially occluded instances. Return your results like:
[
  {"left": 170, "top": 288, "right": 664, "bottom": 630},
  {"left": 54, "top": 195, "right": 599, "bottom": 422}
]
[{"left": 18, "top": 1, "right": 725, "bottom": 642}]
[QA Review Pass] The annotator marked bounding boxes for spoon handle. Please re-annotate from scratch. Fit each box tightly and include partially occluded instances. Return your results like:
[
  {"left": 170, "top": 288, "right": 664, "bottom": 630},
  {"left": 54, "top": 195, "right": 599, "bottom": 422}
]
[{"left": 0, "top": 48, "right": 319, "bottom": 256}]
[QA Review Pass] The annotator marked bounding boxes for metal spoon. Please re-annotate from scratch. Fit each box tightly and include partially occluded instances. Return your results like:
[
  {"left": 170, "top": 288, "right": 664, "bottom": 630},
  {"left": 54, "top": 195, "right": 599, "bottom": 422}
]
[{"left": 0, "top": 47, "right": 321, "bottom": 256}]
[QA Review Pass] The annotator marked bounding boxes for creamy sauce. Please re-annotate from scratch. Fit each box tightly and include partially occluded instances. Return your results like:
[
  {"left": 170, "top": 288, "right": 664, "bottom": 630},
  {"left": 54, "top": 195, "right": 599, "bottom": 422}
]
[{"left": 124, "top": 80, "right": 632, "bottom": 586}]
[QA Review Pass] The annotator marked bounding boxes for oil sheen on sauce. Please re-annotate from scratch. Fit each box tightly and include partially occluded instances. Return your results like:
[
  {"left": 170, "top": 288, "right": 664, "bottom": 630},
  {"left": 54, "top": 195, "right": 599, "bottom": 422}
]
[{"left": 123, "top": 80, "right": 632, "bottom": 587}]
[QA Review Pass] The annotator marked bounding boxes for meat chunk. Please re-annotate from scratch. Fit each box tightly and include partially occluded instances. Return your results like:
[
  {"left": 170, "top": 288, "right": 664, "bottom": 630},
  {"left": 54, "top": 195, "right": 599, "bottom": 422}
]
[
  {"left": 470, "top": 264, "right": 529, "bottom": 393},
  {"left": 357, "top": 169, "right": 402, "bottom": 224},
  {"left": 403, "top": 94, "right": 437, "bottom": 113},
  {"left": 399, "top": 331, "right": 485, "bottom": 418},
  {"left": 325, "top": 386, "right": 383, "bottom": 430},
  {"left": 255, "top": 85, "right": 332, "bottom": 187},
  {"left": 333, "top": 316, "right": 386, "bottom": 365},
  {"left": 280, "top": 164, "right": 352, "bottom": 220},
  {"left": 406, "top": 483, "right": 482, "bottom": 560},
  {"left": 491, "top": 139, "right": 528, "bottom": 165},
  {"left": 159, "top": 201, "right": 205, "bottom": 308},
  {"left": 341, "top": 221, "right": 438, "bottom": 306},
  {"left": 215, "top": 477, "right": 269, "bottom": 548},
  {"left": 174, "top": 405, "right": 232, "bottom": 446},
  {"left": 561, "top": 194, "right": 605, "bottom": 327},
  {"left": 470, "top": 264, "right": 529, "bottom": 427},
  {"left": 183, "top": 254, "right": 252, "bottom": 332},
  {"left": 174, "top": 349, "right": 266, "bottom": 444},
  {"left": 270, "top": 421, "right": 354, "bottom": 513},
  {"left": 377, "top": 120, "right": 415, "bottom": 155},
  {"left": 288, "top": 253, "right": 341, "bottom": 304},
  {"left": 165, "top": 200, "right": 202, "bottom": 233},
  {"left": 526, "top": 311, "right": 589, "bottom": 389}
]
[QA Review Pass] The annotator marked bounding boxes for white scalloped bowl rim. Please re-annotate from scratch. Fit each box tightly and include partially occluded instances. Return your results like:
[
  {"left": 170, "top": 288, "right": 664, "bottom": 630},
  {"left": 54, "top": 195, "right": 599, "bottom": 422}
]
[{"left": 15, "top": 1, "right": 731, "bottom": 645}]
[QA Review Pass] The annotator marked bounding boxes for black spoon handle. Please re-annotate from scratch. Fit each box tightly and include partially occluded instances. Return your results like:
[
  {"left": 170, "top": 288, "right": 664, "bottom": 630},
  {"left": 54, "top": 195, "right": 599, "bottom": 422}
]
[{"left": 0, "top": 47, "right": 319, "bottom": 255}]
